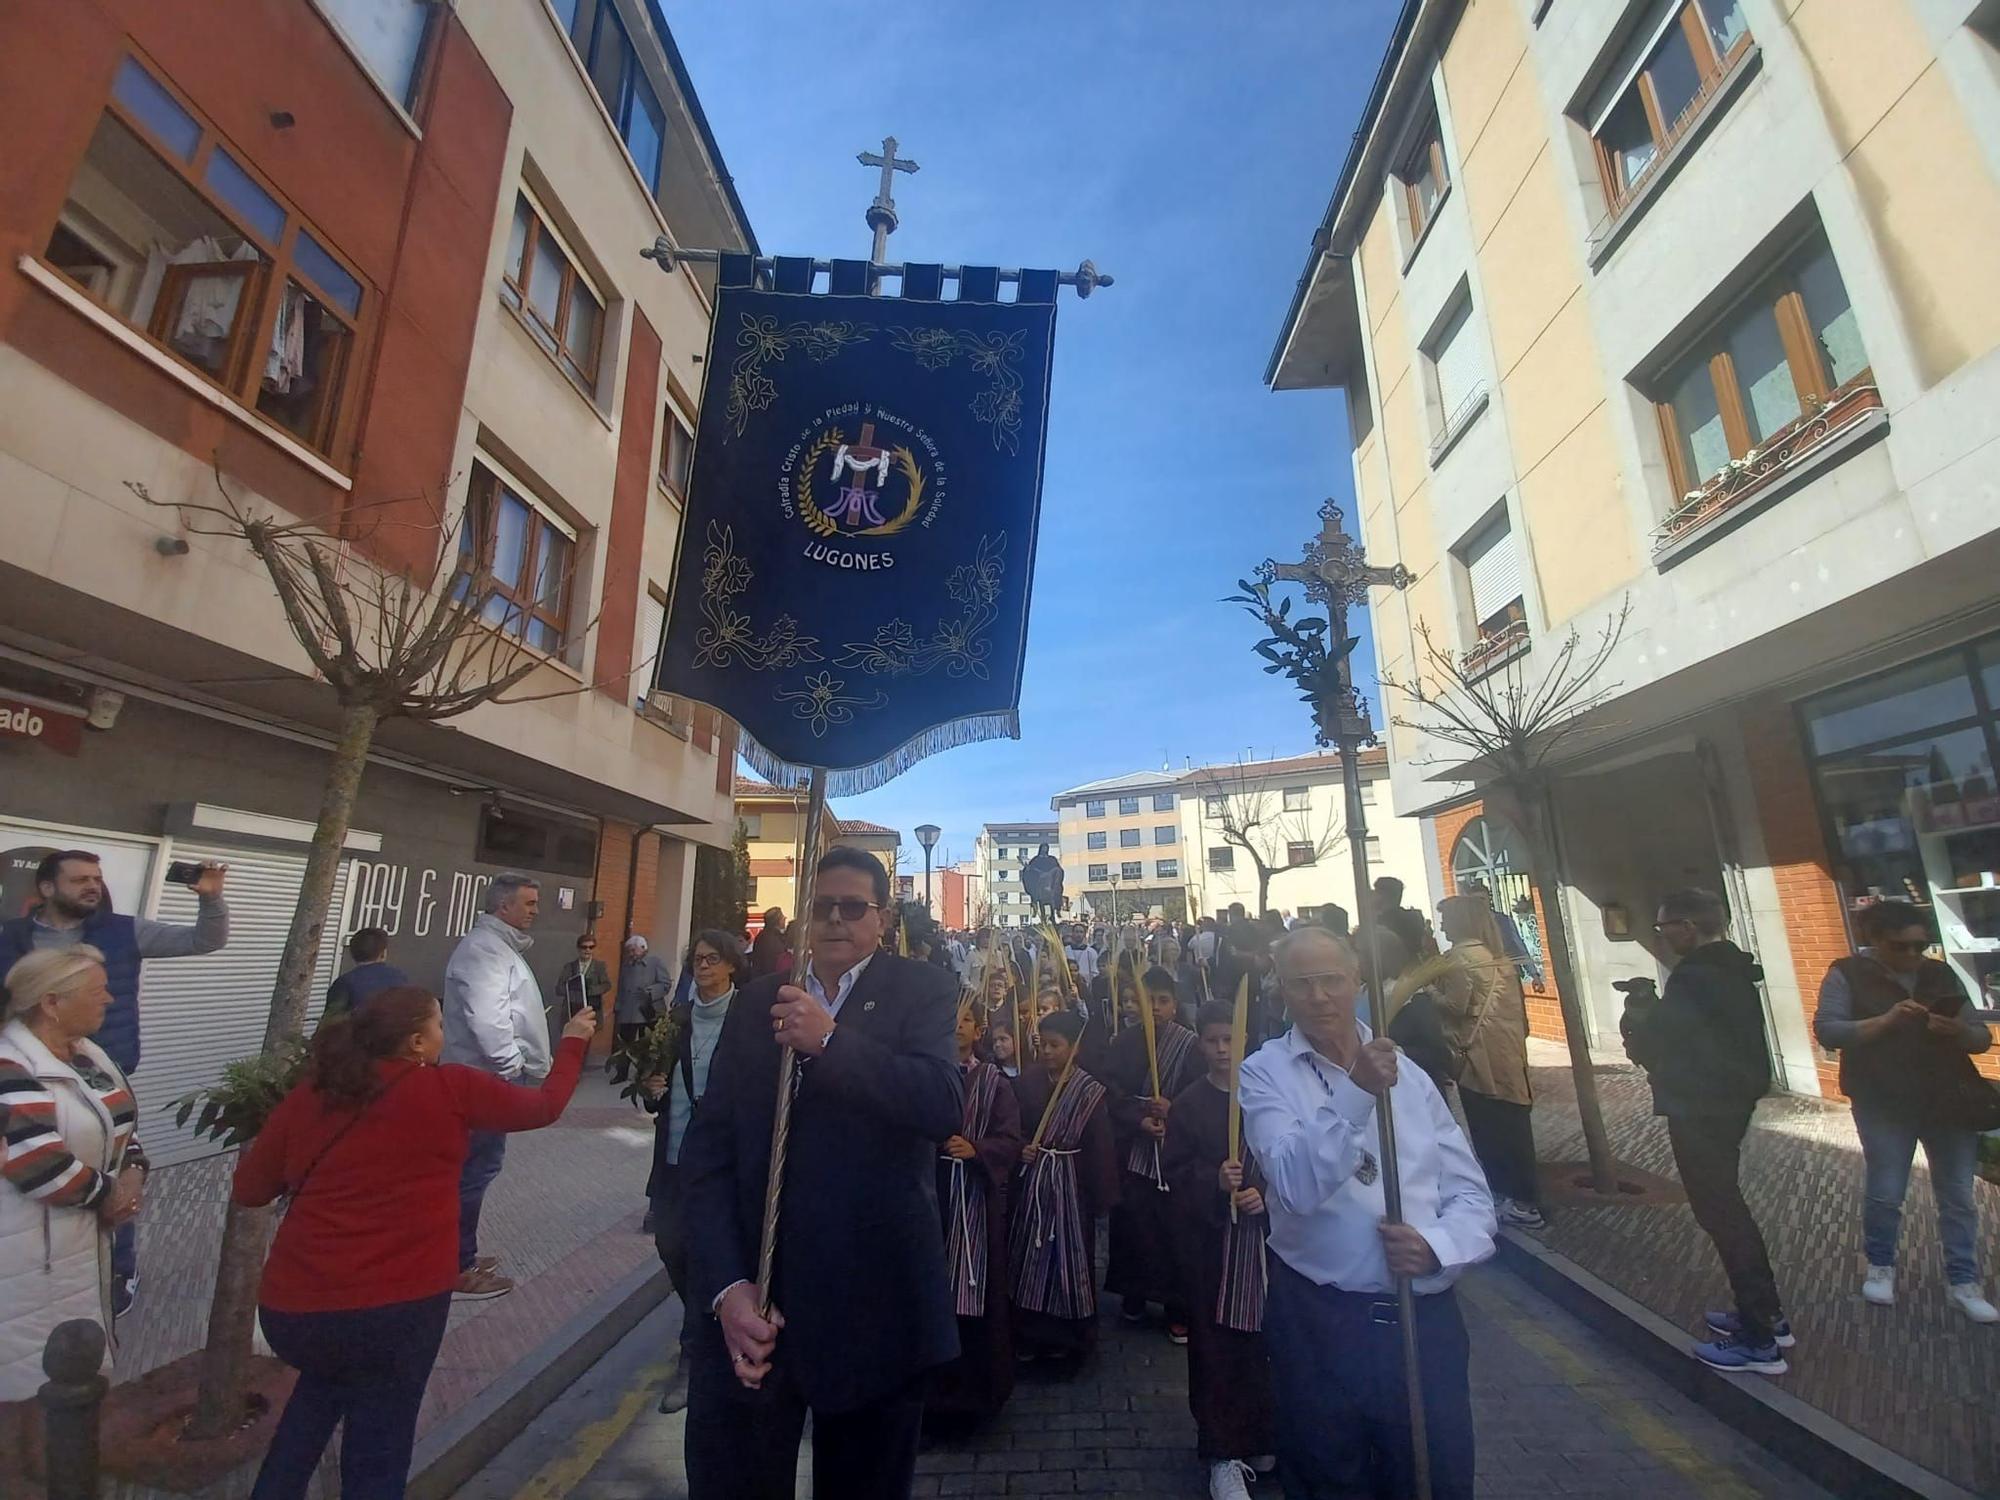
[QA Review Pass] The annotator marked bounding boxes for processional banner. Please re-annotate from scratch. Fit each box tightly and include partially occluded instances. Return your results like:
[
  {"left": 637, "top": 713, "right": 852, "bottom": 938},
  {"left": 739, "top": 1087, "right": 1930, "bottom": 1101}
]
[{"left": 655, "top": 256, "right": 1058, "bottom": 794}]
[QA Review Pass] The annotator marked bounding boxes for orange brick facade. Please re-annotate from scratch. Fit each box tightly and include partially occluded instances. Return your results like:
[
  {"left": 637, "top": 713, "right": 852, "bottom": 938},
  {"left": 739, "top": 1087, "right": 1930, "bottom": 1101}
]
[
  {"left": 1431, "top": 801, "right": 1569, "bottom": 1043},
  {"left": 587, "top": 820, "right": 667, "bottom": 1055}
]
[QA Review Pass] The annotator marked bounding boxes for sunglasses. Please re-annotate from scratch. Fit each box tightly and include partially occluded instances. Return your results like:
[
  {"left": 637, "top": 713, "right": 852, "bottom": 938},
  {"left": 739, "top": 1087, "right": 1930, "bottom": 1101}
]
[{"left": 812, "top": 897, "right": 881, "bottom": 923}]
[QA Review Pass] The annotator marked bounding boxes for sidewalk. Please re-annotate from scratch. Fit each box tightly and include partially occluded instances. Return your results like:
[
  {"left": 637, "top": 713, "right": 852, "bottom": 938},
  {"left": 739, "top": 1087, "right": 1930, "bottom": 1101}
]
[
  {"left": 455, "top": 1265, "right": 1829, "bottom": 1500},
  {"left": 110, "top": 1070, "right": 663, "bottom": 1498},
  {"left": 1518, "top": 1039, "right": 2000, "bottom": 1496}
]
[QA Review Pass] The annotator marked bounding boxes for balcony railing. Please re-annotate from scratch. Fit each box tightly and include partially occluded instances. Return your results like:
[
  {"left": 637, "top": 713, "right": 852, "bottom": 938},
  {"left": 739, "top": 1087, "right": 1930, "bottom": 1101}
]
[
  {"left": 1460, "top": 617, "right": 1530, "bottom": 678},
  {"left": 1654, "top": 379, "right": 1885, "bottom": 554}
]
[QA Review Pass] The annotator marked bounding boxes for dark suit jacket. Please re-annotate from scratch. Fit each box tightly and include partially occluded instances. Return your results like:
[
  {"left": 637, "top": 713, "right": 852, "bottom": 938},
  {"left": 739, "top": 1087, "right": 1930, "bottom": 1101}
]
[{"left": 680, "top": 953, "right": 964, "bottom": 1414}]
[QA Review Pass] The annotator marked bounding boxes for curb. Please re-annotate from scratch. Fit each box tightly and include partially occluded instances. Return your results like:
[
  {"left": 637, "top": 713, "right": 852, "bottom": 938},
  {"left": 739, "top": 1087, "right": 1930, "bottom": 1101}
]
[
  {"left": 406, "top": 1260, "right": 672, "bottom": 1500},
  {"left": 1493, "top": 1230, "right": 1979, "bottom": 1500}
]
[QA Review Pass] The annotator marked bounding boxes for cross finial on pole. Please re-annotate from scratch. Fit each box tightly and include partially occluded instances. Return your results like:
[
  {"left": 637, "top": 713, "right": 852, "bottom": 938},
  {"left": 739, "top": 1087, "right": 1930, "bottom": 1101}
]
[
  {"left": 1260, "top": 500, "right": 1413, "bottom": 747},
  {"left": 857, "top": 136, "right": 919, "bottom": 265}
]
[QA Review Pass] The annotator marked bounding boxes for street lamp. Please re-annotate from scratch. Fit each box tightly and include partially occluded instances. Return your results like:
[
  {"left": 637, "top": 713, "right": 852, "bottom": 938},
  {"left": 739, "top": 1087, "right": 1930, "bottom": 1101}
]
[{"left": 915, "top": 823, "right": 941, "bottom": 910}]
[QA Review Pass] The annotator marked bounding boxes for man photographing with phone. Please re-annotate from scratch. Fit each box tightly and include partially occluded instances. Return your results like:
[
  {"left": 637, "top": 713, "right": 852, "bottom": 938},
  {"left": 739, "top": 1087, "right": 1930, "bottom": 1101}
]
[{"left": 0, "top": 847, "right": 229, "bottom": 1311}]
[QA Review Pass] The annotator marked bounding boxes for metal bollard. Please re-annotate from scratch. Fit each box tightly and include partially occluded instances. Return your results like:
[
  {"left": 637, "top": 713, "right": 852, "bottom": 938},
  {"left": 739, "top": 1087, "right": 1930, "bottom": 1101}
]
[{"left": 39, "top": 1319, "right": 107, "bottom": 1500}]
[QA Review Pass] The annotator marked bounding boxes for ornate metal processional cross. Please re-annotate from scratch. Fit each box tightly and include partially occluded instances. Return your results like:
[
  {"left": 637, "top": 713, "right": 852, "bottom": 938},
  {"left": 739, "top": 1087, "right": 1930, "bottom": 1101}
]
[
  {"left": 1262, "top": 499, "right": 1413, "bottom": 745},
  {"left": 858, "top": 136, "right": 920, "bottom": 265}
]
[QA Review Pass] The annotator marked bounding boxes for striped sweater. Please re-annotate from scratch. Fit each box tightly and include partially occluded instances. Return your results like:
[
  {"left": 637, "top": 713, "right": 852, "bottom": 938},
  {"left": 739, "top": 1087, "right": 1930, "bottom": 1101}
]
[{"left": 0, "top": 1050, "right": 144, "bottom": 1208}]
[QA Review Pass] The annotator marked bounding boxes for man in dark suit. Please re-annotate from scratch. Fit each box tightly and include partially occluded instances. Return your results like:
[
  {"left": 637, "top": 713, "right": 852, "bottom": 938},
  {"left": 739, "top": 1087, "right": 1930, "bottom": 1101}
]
[{"left": 680, "top": 845, "right": 964, "bottom": 1498}]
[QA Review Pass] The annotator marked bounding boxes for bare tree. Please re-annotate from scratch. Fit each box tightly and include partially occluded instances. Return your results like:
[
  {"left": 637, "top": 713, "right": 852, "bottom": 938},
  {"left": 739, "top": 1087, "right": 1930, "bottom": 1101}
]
[
  {"left": 1379, "top": 599, "right": 1632, "bottom": 1194},
  {"left": 131, "top": 469, "right": 621, "bottom": 1439},
  {"left": 1194, "top": 770, "right": 1347, "bottom": 916}
]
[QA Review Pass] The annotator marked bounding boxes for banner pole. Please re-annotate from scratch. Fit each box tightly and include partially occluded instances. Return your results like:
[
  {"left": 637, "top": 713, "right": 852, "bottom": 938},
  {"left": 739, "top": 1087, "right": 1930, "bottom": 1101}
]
[
  {"left": 755, "top": 767, "right": 828, "bottom": 1317},
  {"left": 1342, "top": 742, "right": 1430, "bottom": 1500}
]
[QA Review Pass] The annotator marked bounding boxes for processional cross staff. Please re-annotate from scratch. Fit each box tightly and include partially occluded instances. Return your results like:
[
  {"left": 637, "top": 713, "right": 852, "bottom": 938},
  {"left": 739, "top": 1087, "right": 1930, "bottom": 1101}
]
[{"left": 1255, "top": 499, "right": 1436, "bottom": 1498}]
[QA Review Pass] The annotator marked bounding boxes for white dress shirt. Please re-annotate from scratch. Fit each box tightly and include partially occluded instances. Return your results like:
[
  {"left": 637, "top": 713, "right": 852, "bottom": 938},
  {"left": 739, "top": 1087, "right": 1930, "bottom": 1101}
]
[
  {"left": 804, "top": 952, "right": 875, "bottom": 1019},
  {"left": 1066, "top": 944, "right": 1100, "bottom": 982},
  {"left": 1239, "top": 1020, "right": 1495, "bottom": 1296}
]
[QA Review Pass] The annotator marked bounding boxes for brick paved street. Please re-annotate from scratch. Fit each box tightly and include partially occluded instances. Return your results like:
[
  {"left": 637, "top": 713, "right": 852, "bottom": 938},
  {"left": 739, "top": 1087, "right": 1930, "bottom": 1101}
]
[
  {"left": 1519, "top": 1039, "right": 2000, "bottom": 1496},
  {"left": 462, "top": 1263, "right": 1828, "bottom": 1500},
  {"left": 108, "top": 1070, "right": 660, "bottom": 1500}
]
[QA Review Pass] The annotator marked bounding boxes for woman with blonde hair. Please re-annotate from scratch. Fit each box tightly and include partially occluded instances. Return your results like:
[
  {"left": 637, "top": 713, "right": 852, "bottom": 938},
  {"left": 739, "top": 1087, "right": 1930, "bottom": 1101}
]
[
  {"left": 0, "top": 945, "right": 147, "bottom": 1483},
  {"left": 1437, "top": 893, "right": 1544, "bottom": 1229}
]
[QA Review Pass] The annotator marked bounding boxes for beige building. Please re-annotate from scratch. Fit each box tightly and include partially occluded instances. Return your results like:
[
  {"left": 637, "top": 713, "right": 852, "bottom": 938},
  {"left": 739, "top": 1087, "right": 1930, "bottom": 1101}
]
[
  {"left": 1185, "top": 750, "right": 1427, "bottom": 926},
  {"left": 0, "top": 0, "right": 754, "bottom": 1156},
  {"left": 1271, "top": 0, "right": 2000, "bottom": 1091},
  {"left": 1046, "top": 755, "right": 1428, "bottom": 926},
  {"left": 736, "top": 776, "right": 900, "bottom": 933}
]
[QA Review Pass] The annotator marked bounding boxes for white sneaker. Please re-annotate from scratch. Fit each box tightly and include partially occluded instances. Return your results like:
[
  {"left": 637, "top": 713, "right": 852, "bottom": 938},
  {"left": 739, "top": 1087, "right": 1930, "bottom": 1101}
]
[
  {"left": 1949, "top": 1283, "right": 2000, "bottom": 1324},
  {"left": 1862, "top": 1265, "right": 1896, "bottom": 1306},
  {"left": 1208, "top": 1459, "right": 1254, "bottom": 1500}
]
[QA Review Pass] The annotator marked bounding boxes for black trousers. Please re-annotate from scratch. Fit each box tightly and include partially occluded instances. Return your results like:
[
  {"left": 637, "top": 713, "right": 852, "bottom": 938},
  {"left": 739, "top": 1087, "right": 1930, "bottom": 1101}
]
[
  {"left": 1459, "top": 1089, "right": 1540, "bottom": 1207},
  {"left": 1667, "top": 1107, "right": 1783, "bottom": 1344},
  {"left": 684, "top": 1339, "right": 926, "bottom": 1500},
  {"left": 1262, "top": 1258, "right": 1475, "bottom": 1500},
  {"left": 251, "top": 1293, "right": 452, "bottom": 1500},
  {"left": 650, "top": 1161, "right": 694, "bottom": 1353}
]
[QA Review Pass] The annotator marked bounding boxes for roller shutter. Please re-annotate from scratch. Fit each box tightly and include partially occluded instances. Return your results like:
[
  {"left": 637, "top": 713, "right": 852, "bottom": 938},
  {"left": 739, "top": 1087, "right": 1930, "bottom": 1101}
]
[{"left": 135, "top": 844, "right": 353, "bottom": 1166}]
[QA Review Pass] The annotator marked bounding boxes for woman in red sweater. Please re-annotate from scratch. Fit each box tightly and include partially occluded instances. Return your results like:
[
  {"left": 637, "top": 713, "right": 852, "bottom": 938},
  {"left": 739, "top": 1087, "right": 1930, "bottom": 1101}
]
[{"left": 235, "top": 985, "right": 595, "bottom": 1499}]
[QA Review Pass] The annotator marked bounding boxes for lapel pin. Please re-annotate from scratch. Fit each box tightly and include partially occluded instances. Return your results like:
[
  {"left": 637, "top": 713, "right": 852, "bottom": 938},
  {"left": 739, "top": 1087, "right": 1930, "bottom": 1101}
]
[{"left": 863, "top": 999, "right": 878, "bottom": 1012}]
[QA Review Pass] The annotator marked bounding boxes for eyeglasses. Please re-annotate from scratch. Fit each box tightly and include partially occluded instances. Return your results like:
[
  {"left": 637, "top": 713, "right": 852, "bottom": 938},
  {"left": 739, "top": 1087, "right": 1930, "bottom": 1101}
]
[
  {"left": 812, "top": 897, "right": 881, "bottom": 923},
  {"left": 1652, "top": 919, "right": 1692, "bottom": 934},
  {"left": 692, "top": 952, "right": 727, "bottom": 968}
]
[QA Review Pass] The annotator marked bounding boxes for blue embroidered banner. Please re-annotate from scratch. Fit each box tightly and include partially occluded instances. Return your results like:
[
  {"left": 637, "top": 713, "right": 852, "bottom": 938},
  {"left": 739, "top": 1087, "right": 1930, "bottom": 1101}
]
[{"left": 655, "top": 261, "right": 1058, "bottom": 794}]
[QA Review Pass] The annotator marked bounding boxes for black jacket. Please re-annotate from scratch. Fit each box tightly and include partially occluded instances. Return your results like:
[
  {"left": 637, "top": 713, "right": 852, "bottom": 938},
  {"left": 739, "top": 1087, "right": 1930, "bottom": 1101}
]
[
  {"left": 680, "top": 954, "right": 964, "bottom": 1413},
  {"left": 1628, "top": 941, "right": 1771, "bottom": 1116}
]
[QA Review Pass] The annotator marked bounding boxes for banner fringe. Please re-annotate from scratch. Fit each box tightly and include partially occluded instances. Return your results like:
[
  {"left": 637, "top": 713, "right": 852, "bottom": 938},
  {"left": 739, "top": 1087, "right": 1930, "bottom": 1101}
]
[{"left": 740, "top": 710, "right": 1020, "bottom": 798}]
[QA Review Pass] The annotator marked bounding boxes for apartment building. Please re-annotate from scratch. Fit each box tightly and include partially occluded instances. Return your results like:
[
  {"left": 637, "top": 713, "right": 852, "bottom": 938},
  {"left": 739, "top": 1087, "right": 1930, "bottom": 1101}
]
[
  {"left": 1270, "top": 0, "right": 2000, "bottom": 1095},
  {"left": 1185, "top": 750, "right": 1429, "bottom": 926},
  {"left": 0, "top": 0, "right": 753, "bottom": 1159},
  {"left": 974, "top": 820, "right": 1058, "bottom": 928},
  {"left": 1050, "top": 754, "right": 1428, "bottom": 926}
]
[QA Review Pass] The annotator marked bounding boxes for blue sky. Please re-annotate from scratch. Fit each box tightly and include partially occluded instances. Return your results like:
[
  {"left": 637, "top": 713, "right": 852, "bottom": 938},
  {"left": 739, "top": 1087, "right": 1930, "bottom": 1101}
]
[{"left": 669, "top": 0, "right": 1400, "bottom": 866}]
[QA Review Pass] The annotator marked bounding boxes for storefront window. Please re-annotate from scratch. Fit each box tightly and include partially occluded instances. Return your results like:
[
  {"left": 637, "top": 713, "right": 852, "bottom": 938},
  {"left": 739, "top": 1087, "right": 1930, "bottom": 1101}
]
[{"left": 1801, "top": 635, "right": 2000, "bottom": 1004}]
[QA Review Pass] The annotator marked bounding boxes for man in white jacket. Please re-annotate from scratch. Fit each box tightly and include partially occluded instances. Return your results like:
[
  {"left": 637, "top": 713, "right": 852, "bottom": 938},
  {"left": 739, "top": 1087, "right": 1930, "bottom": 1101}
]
[{"left": 443, "top": 872, "right": 550, "bottom": 1300}]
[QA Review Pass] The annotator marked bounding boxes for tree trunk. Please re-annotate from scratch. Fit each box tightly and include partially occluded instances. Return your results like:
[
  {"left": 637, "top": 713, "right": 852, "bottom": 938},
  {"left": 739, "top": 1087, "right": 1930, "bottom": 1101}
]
[
  {"left": 186, "top": 699, "right": 381, "bottom": 1440},
  {"left": 265, "top": 702, "right": 380, "bottom": 1047},
  {"left": 1254, "top": 861, "right": 1273, "bottom": 916},
  {"left": 1518, "top": 785, "right": 1619, "bottom": 1194}
]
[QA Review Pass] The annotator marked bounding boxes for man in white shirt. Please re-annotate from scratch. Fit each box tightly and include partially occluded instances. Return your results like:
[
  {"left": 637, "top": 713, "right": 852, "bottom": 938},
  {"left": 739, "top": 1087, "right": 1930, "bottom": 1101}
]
[
  {"left": 1064, "top": 923, "right": 1100, "bottom": 983},
  {"left": 442, "top": 872, "right": 551, "bottom": 1300},
  {"left": 1239, "top": 927, "right": 1495, "bottom": 1499}
]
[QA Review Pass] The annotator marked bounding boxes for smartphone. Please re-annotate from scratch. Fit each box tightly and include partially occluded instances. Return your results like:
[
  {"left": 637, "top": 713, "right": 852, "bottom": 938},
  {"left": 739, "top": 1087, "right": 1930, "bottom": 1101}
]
[{"left": 165, "top": 861, "right": 205, "bottom": 887}]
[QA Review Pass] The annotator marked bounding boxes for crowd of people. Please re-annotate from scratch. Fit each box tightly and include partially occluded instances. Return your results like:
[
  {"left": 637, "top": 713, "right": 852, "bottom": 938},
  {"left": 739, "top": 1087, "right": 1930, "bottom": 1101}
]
[{"left": 0, "top": 842, "right": 1994, "bottom": 1498}]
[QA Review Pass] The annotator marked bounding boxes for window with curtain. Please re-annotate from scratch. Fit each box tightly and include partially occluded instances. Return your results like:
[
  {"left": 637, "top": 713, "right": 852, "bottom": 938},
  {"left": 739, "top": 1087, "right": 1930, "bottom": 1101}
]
[
  {"left": 41, "top": 57, "right": 369, "bottom": 461},
  {"left": 1653, "top": 229, "right": 1871, "bottom": 496},
  {"left": 1590, "top": 0, "right": 1752, "bottom": 210},
  {"left": 1397, "top": 111, "right": 1449, "bottom": 247}
]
